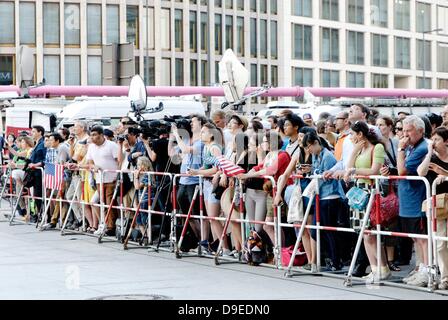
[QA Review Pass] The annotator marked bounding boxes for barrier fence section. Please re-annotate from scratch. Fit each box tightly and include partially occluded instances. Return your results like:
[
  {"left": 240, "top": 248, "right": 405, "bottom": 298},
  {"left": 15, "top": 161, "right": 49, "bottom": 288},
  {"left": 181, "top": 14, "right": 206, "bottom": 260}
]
[
  {"left": 280, "top": 174, "right": 437, "bottom": 291},
  {"left": 2, "top": 165, "right": 448, "bottom": 294}
]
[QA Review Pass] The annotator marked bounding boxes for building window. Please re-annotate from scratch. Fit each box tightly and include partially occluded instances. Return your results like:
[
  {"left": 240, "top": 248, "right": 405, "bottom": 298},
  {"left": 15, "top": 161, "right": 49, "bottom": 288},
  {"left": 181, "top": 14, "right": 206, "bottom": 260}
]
[
  {"left": 292, "top": 24, "right": 312, "bottom": 61},
  {"left": 250, "top": 18, "right": 257, "bottom": 57},
  {"left": 417, "top": 40, "right": 431, "bottom": 71},
  {"left": 175, "top": 58, "right": 184, "bottom": 86},
  {"left": 416, "top": 77, "right": 431, "bottom": 89},
  {"left": 0, "top": 56, "right": 14, "bottom": 85},
  {"left": 143, "top": 7, "right": 155, "bottom": 50},
  {"left": 190, "top": 11, "right": 198, "bottom": 52},
  {"left": 126, "top": 6, "right": 139, "bottom": 48},
  {"left": 438, "top": 79, "right": 448, "bottom": 89},
  {"left": 416, "top": 2, "right": 431, "bottom": 33},
  {"left": 371, "top": 0, "right": 388, "bottom": 28},
  {"left": 201, "top": 13, "right": 208, "bottom": 53},
  {"left": 225, "top": 0, "right": 233, "bottom": 10},
  {"left": 250, "top": 64, "right": 257, "bottom": 86},
  {"left": 395, "top": 36, "right": 410, "bottom": 69},
  {"left": 372, "top": 73, "right": 388, "bottom": 88},
  {"left": 372, "top": 34, "right": 388, "bottom": 67},
  {"left": 271, "top": 66, "right": 278, "bottom": 87},
  {"left": 0, "top": 2, "right": 14, "bottom": 45},
  {"left": 20, "top": 2, "right": 35, "bottom": 45},
  {"left": 87, "top": 56, "right": 102, "bottom": 85},
  {"left": 321, "top": 27, "right": 339, "bottom": 62},
  {"left": 236, "top": 17, "right": 244, "bottom": 56},
  {"left": 161, "top": 58, "right": 171, "bottom": 85},
  {"left": 292, "top": 0, "right": 312, "bottom": 17},
  {"left": 347, "top": 71, "right": 364, "bottom": 88},
  {"left": 250, "top": 0, "right": 257, "bottom": 12},
  {"left": 44, "top": 3, "right": 60, "bottom": 45},
  {"left": 237, "top": 0, "right": 244, "bottom": 11},
  {"left": 292, "top": 67, "right": 313, "bottom": 86},
  {"left": 144, "top": 57, "right": 155, "bottom": 86},
  {"left": 394, "top": 0, "right": 410, "bottom": 31},
  {"left": 175, "top": 10, "right": 183, "bottom": 51},
  {"left": 65, "top": 56, "right": 80, "bottom": 85},
  {"left": 271, "top": 0, "right": 278, "bottom": 15},
  {"left": 65, "top": 4, "right": 80, "bottom": 46},
  {"left": 347, "top": 0, "right": 363, "bottom": 24},
  {"left": 201, "top": 60, "right": 209, "bottom": 86},
  {"left": 271, "top": 21, "right": 278, "bottom": 59},
  {"left": 161, "top": 9, "right": 171, "bottom": 50},
  {"left": 190, "top": 60, "right": 198, "bottom": 86},
  {"left": 87, "top": 5, "right": 101, "bottom": 46},
  {"left": 215, "top": 0, "right": 222, "bottom": 7},
  {"left": 321, "top": 0, "right": 338, "bottom": 21},
  {"left": 437, "top": 6, "right": 448, "bottom": 36},
  {"left": 260, "top": 20, "right": 268, "bottom": 58},
  {"left": 259, "top": 0, "right": 267, "bottom": 13},
  {"left": 321, "top": 69, "right": 339, "bottom": 87},
  {"left": 347, "top": 31, "right": 364, "bottom": 65},
  {"left": 215, "top": 14, "right": 222, "bottom": 54},
  {"left": 437, "top": 42, "right": 448, "bottom": 72},
  {"left": 43, "top": 55, "right": 60, "bottom": 85},
  {"left": 225, "top": 15, "right": 233, "bottom": 50},
  {"left": 106, "top": 5, "right": 119, "bottom": 44}
]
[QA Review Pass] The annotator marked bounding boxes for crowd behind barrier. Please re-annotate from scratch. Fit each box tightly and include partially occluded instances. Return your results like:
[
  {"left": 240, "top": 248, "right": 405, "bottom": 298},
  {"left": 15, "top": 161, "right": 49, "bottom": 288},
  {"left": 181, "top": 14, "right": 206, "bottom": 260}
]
[{"left": 2, "top": 107, "right": 448, "bottom": 293}]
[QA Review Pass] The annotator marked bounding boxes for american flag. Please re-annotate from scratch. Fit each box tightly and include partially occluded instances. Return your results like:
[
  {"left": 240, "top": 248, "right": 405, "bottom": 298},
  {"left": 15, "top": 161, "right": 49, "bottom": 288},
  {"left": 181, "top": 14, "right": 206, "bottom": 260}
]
[
  {"left": 44, "top": 162, "right": 64, "bottom": 190},
  {"left": 203, "top": 155, "right": 245, "bottom": 177}
]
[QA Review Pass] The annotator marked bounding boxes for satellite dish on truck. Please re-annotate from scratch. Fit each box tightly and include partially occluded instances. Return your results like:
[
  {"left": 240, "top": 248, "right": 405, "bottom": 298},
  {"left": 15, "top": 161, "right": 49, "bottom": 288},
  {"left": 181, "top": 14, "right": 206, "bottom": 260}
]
[
  {"left": 17, "top": 45, "right": 35, "bottom": 88},
  {"left": 218, "top": 49, "right": 270, "bottom": 112},
  {"left": 128, "top": 75, "right": 147, "bottom": 121}
]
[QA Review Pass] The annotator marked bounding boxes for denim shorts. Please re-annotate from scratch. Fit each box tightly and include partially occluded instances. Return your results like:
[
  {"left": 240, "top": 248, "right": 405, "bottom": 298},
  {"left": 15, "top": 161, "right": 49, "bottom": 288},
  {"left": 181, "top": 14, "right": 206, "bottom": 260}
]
[{"left": 203, "top": 179, "right": 220, "bottom": 204}]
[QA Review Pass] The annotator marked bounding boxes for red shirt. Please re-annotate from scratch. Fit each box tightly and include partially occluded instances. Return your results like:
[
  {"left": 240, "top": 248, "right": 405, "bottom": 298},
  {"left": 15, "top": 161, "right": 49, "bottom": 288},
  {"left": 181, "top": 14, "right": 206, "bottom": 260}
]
[{"left": 253, "top": 151, "right": 292, "bottom": 184}]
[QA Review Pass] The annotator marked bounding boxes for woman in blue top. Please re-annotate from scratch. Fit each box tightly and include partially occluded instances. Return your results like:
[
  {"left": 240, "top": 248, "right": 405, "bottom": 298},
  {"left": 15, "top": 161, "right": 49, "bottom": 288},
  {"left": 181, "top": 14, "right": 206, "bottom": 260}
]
[
  {"left": 133, "top": 156, "right": 154, "bottom": 241},
  {"left": 302, "top": 132, "right": 346, "bottom": 272}
]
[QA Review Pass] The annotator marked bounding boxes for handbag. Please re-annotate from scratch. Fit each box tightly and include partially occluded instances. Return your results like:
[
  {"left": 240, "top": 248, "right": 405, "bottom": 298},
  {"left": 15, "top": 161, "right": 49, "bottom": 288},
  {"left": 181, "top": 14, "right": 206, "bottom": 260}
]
[
  {"left": 346, "top": 186, "right": 370, "bottom": 211},
  {"left": 281, "top": 244, "right": 307, "bottom": 267},
  {"left": 370, "top": 183, "right": 399, "bottom": 227},
  {"left": 422, "top": 193, "right": 448, "bottom": 220},
  {"left": 287, "top": 183, "right": 304, "bottom": 223}
]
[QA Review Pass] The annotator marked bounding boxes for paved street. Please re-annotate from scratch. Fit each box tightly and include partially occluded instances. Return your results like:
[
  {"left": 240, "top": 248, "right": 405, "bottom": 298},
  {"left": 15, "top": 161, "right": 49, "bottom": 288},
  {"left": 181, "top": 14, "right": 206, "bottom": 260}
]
[{"left": 0, "top": 209, "right": 447, "bottom": 300}]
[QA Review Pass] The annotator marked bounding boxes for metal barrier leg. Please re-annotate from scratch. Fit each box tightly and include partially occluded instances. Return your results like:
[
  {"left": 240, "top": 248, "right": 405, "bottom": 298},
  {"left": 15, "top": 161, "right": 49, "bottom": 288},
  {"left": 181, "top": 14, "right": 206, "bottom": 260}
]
[
  {"left": 176, "top": 186, "right": 199, "bottom": 259},
  {"left": 284, "top": 195, "right": 315, "bottom": 277},
  {"left": 39, "top": 189, "right": 56, "bottom": 230},
  {"left": 343, "top": 190, "right": 377, "bottom": 287},
  {"left": 214, "top": 189, "right": 238, "bottom": 265},
  {"left": 9, "top": 185, "right": 25, "bottom": 225},
  {"left": 60, "top": 179, "right": 82, "bottom": 235},
  {"left": 123, "top": 187, "right": 148, "bottom": 250},
  {"left": 98, "top": 179, "right": 121, "bottom": 243}
]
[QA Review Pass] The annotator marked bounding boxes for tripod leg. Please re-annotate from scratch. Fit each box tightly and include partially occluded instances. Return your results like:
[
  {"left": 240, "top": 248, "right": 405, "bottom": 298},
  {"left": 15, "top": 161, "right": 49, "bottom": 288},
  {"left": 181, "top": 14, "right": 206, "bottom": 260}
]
[{"left": 155, "top": 179, "right": 174, "bottom": 251}]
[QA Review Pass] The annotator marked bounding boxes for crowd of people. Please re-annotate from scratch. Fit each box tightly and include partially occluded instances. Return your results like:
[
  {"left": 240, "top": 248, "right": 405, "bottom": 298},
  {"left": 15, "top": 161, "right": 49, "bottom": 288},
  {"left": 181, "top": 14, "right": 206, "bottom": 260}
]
[{"left": 1, "top": 104, "right": 448, "bottom": 289}]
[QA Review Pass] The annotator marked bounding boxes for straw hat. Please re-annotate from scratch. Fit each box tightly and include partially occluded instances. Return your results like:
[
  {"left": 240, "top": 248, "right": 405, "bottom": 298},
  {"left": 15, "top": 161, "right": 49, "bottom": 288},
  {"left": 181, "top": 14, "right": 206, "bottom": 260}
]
[
  {"left": 220, "top": 187, "right": 240, "bottom": 217},
  {"left": 231, "top": 114, "right": 249, "bottom": 132}
]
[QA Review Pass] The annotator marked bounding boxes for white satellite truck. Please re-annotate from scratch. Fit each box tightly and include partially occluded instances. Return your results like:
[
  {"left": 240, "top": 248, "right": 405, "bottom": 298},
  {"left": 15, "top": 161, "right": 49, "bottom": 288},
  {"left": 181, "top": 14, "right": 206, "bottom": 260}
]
[{"left": 56, "top": 95, "right": 206, "bottom": 129}]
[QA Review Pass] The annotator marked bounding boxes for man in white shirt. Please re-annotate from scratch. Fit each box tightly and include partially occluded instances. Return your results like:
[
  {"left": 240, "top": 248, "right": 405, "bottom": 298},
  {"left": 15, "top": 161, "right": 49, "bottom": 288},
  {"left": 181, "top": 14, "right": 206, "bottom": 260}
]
[{"left": 83, "top": 126, "right": 120, "bottom": 236}]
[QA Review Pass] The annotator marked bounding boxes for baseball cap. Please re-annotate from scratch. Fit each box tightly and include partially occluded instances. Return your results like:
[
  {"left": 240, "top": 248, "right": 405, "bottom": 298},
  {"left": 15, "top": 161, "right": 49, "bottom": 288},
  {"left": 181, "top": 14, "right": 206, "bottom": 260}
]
[
  {"left": 302, "top": 113, "right": 313, "bottom": 122},
  {"left": 104, "top": 129, "right": 114, "bottom": 138}
]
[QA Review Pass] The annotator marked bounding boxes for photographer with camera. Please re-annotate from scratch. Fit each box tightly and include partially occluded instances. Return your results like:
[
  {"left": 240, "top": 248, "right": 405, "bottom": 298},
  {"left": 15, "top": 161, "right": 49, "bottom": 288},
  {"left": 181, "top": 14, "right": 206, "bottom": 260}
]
[{"left": 169, "top": 114, "right": 207, "bottom": 250}]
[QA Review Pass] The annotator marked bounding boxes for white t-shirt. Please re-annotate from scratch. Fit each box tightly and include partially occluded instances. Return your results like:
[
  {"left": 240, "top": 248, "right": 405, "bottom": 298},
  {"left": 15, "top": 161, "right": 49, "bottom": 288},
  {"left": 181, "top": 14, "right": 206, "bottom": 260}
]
[{"left": 86, "top": 139, "right": 119, "bottom": 183}]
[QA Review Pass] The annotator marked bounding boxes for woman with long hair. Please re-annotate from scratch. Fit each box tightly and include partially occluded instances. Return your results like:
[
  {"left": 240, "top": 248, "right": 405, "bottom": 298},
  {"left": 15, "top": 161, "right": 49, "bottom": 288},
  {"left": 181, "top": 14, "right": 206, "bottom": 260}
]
[
  {"left": 417, "top": 126, "right": 448, "bottom": 289},
  {"left": 344, "top": 121, "right": 389, "bottom": 282}
]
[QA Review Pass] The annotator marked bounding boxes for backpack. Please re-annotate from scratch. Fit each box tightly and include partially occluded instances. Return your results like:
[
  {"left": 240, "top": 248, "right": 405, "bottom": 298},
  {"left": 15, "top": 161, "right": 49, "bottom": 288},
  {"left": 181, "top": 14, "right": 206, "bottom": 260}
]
[{"left": 244, "top": 230, "right": 267, "bottom": 266}]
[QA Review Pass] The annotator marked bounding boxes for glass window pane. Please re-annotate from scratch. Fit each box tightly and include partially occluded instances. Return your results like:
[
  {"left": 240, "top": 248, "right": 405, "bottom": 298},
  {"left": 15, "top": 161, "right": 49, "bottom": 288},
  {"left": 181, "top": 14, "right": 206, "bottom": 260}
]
[
  {"left": 20, "top": 2, "right": 35, "bottom": 45},
  {"left": 394, "top": 0, "right": 410, "bottom": 31},
  {"left": 161, "top": 58, "right": 171, "bottom": 85},
  {"left": 126, "top": 6, "right": 139, "bottom": 48},
  {"left": 44, "top": 3, "right": 60, "bottom": 45},
  {"left": 144, "top": 56, "right": 155, "bottom": 86},
  {"left": 0, "top": 56, "right": 14, "bottom": 85},
  {"left": 65, "top": 4, "right": 80, "bottom": 46},
  {"left": 250, "top": 18, "right": 257, "bottom": 57},
  {"left": 87, "top": 5, "right": 101, "bottom": 46},
  {"left": 225, "top": 15, "right": 233, "bottom": 50},
  {"left": 190, "top": 11, "right": 198, "bottom": 52},
  {"left": 161, "top": 9, "right": 171, "bottom": 50},
  {"left": 215, "top": 14, "right": 222, "bottom": 54},
  {"left": 175, "top": 58, "right": 184, "bottom": 86},
  {"left": 271, "top": 21, "right": 278, "bottom": 59},
  {"left": 201, "top": 13, "right": 208, "bottom": 53},
  {"left": 106, "top": 5, "right": 119, "bottom": 44},
  {"left": 65, "top": 56, "right": 80, "bottom": 85},
  {"left": 236, "top": 17, "right": 244, "bottom": 56},
  {"left": 44, "top": 56, "right": 60, "bottom": 85},
  {"left": 190, "top": 60, "right": 198, "bottom": 85},
  {"left": 143, "top": 7, "right": 155, "bottom": 50},
  {"left": 371, "top": 0, "right": 388, "bottom": 27},
  {"left": 175, "top": 10, "right": 183, "bottom": 51},
  {"left": 260, "top": 20, "right": 267, "bottom": 58},
  {"left": 0, "top": 2, "right": 14, "bottom": 44},
  {"left": 88, "top": 56, "right": 102, "bottom": 85}
]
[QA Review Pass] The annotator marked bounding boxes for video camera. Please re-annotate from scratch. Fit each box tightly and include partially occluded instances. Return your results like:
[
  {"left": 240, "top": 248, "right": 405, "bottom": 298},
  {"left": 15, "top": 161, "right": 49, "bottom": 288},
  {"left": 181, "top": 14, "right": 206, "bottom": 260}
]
[{"left": 137, "top": 115, "right": 192, "bottom": 142}]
